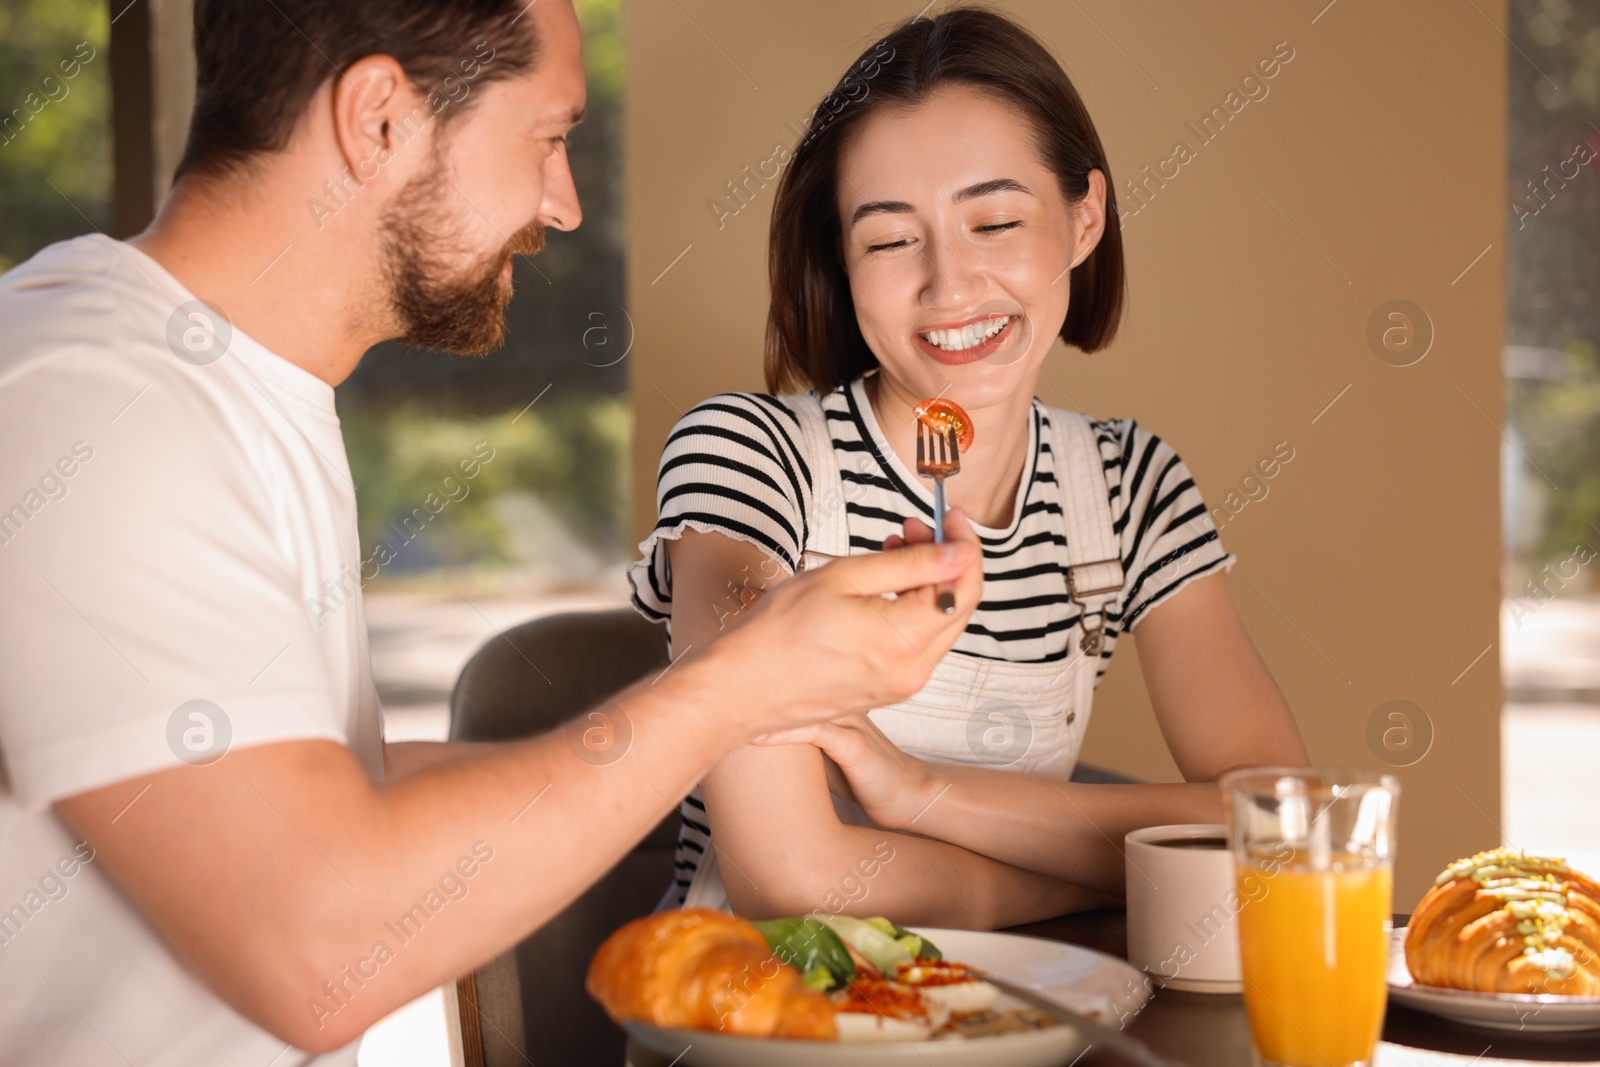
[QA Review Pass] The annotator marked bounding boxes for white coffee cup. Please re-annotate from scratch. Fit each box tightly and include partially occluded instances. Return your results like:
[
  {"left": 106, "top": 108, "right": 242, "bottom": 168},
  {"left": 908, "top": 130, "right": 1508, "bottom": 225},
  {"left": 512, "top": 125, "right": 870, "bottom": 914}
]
[{"left": 1124, "top": 823, "right": 1242, "bottom": 993}]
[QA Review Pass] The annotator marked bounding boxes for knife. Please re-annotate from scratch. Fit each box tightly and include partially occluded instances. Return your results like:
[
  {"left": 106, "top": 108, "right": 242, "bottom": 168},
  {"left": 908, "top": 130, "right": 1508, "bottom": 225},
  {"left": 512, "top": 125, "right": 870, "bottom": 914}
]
[{"left": 970, "top": 967, "right": 1187, "bottom": 1067}]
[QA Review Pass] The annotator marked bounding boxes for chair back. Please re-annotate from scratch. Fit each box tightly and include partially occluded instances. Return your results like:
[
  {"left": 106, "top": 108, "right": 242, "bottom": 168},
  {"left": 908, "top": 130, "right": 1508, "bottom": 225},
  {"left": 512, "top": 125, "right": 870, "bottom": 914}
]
[
  {"left": 451, "top": 608, "right": 673, "bottom": 1067},
  {"left": 450, "top": 607, "right": 671, "bottom": 744}
]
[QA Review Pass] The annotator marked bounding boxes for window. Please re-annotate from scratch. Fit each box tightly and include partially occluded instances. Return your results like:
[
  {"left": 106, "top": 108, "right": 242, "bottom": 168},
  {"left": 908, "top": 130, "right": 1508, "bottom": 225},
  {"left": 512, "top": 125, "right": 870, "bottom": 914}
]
[{"left": 1501, "top": 0, "right": 1600, "bottom": 875}]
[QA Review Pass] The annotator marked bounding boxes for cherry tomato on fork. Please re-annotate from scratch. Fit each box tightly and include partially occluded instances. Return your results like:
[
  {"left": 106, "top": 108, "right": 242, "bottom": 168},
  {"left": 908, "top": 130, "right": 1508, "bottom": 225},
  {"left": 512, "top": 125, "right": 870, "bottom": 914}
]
[{"left": 914, "top": 398, "right": 975, "bottom": 453}]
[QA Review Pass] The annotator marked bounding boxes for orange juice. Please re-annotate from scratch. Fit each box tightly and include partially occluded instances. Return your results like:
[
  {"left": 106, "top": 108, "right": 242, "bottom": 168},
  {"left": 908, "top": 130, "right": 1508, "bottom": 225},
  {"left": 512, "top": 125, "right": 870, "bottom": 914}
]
[{"left": 1235, "top": 858, "right": 1392, "bottom": 1067}]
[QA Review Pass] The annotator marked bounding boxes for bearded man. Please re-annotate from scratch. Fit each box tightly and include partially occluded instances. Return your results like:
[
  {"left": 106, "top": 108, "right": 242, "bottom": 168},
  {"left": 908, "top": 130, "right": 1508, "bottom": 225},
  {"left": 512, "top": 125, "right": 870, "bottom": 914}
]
[{"left": 0, "top": 2, "right": 982, "bottom": 1062}]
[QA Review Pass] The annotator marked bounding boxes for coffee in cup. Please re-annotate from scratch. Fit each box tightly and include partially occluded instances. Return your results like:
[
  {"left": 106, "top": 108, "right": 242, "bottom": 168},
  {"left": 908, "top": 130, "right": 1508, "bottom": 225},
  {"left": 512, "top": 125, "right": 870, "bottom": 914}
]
[{"left": 1124, "top": 823, "right": 1242, "bottom": 993}]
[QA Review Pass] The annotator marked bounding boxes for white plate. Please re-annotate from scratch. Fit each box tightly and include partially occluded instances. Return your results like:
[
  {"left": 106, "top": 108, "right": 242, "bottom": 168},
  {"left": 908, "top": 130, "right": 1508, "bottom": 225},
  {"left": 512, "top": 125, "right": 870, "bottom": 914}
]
[
  {"left": 625, "top": 926, "right": 1151, "bottom": 1067},
  {"left": 1387, "top": 927, "right": 1600, "bottom": 1033}
]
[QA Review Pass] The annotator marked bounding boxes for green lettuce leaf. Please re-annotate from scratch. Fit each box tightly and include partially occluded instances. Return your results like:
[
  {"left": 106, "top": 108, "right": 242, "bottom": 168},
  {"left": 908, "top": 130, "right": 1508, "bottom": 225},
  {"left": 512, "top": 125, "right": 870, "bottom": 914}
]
[{"left": 751, "top": 917, "right": 856, "bottom": 991}]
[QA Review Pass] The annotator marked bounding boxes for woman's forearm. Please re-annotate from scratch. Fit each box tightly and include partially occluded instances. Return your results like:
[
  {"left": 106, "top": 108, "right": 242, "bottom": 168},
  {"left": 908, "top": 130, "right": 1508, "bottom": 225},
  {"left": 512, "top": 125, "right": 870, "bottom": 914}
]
[
  {"left": 726, "top": 818, "right": 1114, "bottom": 930},
  {"left": 902, "top": 772, "right": 1226, "bottom": 896},
  {"left": 891, "top": 572, "right": 1312, "bottom": 895}
]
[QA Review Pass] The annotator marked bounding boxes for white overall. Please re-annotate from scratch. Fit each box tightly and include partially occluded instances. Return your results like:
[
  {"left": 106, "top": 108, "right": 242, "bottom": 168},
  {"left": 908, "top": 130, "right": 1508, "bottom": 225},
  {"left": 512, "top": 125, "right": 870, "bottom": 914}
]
[{"left": 681, "top": 395, "right": 1125, "bottom": 911}]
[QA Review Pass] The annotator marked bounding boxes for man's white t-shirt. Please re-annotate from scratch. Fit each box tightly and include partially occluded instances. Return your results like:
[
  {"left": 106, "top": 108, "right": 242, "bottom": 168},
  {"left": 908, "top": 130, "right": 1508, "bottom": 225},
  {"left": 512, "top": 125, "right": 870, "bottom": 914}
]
[{"left": 0, "top": 235, "right": 385, "bottom": 1066}]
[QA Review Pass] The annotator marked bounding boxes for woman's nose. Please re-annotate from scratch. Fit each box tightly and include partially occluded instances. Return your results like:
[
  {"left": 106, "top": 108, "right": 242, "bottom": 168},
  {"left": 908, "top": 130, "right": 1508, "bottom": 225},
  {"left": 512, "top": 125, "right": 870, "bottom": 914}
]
[{"left": 918, "top": 239, "right": 979, "bottom": 310}]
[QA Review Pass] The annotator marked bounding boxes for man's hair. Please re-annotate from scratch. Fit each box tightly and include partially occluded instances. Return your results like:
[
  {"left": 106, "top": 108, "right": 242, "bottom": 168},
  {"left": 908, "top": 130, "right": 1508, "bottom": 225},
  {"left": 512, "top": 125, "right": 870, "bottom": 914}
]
[
  {"left": 177, "top": 0, "right": 542, "bottom": 180},
  {"left": 765, "top": 6, "right": 1126, "bottom": 395}
]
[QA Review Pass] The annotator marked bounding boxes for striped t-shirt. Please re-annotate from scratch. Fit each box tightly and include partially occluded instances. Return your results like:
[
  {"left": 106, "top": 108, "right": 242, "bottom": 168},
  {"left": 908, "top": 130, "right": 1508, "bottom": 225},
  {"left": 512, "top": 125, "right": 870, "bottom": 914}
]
[{"left": 626, "top": 375, "right": 1233, "bottom": 905}]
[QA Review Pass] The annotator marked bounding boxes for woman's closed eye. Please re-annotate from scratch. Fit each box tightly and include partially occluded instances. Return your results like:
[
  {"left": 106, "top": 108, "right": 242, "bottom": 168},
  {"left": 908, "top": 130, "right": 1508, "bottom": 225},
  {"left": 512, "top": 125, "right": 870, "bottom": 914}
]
[
  {"left": 864, "top": 228, "right": 915, "bottom": 254},
  {"left": 865, "top": 235, "right": 915, "bottom": 253},
  {"left": 865, "top": 220, "right": 1022, "bottom": 254}
]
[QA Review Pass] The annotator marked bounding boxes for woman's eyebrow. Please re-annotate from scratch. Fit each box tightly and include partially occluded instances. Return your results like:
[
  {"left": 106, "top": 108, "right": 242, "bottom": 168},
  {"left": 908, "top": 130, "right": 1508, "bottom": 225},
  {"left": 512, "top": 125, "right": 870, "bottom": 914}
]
[
  {"left": 953, "top": 177, "right": 1032, "bottom": 202},
  {"left": 849, "top": 178, "right": 1034, "bottom": 226},
  {"left": 851, "top": 199, "right": 915, "bottom": 225}
]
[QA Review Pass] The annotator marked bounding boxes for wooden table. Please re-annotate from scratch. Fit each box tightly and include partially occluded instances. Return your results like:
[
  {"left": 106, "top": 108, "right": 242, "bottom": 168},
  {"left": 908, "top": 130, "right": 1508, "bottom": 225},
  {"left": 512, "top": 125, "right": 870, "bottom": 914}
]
[
  {"left": 626, "top": 907, "right": 1599, "bottom": 1066},
  {"left": 1005, "top": 909, "right": 1600, "bottom": 1066}
]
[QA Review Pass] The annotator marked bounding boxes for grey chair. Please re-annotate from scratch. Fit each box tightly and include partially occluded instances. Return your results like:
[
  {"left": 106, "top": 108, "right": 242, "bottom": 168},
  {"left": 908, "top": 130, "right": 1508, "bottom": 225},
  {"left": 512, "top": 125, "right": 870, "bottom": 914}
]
[
  {"left": 451, "top": 608, "right": 675, "bottom": 1067},
  {"left": 449, "top": 607, "right": 1139, "bottom": 1067}
]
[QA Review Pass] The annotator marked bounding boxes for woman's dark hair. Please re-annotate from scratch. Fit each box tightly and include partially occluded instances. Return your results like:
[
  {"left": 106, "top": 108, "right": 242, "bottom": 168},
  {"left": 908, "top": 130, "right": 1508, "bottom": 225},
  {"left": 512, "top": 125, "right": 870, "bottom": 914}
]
[
  {"left": 765, "top": 7, "right": 1125, "bottom": 395},
  {"left": 177, "top": 0, "right": 541, "bottom": 180}
]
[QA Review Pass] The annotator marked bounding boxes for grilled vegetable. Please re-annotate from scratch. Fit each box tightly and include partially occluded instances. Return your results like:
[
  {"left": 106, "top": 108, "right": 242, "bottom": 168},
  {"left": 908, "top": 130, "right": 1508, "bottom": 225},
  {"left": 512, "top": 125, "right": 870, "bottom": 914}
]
[
  {"left": 800, "top": 966, "right": 835, "bottom": 993},
  {"left": 864, "top": 916, "right": 942, "bottom": 961},
  {"left": 816, "top": 915, "right": 917, "bottom": 974},
  {"left": 752, "top": 918, "right": 857, "bottom": 991}
]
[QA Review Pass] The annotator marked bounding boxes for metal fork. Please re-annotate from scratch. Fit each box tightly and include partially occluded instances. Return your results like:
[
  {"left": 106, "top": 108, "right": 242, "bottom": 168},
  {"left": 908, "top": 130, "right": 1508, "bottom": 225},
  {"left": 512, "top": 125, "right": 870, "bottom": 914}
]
[
  {"left": 969, "top": 967, "right": 1184, "bottom": 1067},
  {"left": 915, "top": 420, "right": 961, "bottom": 613}
]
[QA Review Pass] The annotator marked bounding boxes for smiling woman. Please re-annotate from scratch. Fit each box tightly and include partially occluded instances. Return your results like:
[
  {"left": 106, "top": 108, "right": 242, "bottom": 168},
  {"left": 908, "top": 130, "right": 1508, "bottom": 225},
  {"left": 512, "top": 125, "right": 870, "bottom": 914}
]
[
  {"left": 765, "top": 18, "right": 1123, "bottom": 400},
  {"left": 628, "top": 6, "right": 1308, "bottom": 927}
]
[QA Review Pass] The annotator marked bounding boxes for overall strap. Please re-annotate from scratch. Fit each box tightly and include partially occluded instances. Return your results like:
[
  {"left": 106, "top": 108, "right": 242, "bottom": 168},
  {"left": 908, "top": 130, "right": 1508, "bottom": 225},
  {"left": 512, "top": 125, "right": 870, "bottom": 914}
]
[
  {"left": 1046, "top": 407, "right": 1124, "bottom": 655},
  {"left": 783, "top": 392, "right": 851, "bottom": 563}
]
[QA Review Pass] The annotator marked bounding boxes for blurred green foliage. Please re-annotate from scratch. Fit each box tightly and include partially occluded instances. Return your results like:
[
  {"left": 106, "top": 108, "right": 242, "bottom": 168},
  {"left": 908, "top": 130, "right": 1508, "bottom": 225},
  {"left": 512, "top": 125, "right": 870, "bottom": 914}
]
[
  {"left": 0, "top": 0, "right": 110, "bottom": 271},
  {"left": 1512, "top": 340, "right": 1600, "bottom": 564},
  {"left": 341, "top": 393, "right": 630, "bottom": 572},
  {"left": 1507, "top": 0, "right": 1600, "bottom": 579}
]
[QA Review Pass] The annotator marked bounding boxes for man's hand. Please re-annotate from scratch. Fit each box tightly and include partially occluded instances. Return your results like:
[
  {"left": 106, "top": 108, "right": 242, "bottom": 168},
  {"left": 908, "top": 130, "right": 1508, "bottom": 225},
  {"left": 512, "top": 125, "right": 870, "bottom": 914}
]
[{"left": 698, "top": 508, "right": 983, "bottom": 739}]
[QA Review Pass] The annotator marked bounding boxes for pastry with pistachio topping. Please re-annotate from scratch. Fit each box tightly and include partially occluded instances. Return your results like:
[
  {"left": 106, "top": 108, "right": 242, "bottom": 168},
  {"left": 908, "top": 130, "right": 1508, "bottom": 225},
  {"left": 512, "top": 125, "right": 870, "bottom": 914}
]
[{"left": 1405, "top": 848, "right": 1600, "bottom": 995}]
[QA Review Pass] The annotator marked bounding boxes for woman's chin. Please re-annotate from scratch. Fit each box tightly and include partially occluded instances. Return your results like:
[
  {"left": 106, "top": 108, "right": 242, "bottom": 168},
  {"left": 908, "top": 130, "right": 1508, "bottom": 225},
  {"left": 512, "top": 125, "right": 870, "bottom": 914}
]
[{"left": 880, "top": 351, "right": 1040, "bottom": 411}]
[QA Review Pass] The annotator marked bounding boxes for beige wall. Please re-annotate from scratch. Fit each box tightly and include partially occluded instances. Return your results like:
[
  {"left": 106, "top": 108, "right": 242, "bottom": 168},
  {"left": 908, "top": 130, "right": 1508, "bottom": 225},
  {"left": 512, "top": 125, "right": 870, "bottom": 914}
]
[{"left": 625, "top": 0, "right": 1505, "bottom": 908}]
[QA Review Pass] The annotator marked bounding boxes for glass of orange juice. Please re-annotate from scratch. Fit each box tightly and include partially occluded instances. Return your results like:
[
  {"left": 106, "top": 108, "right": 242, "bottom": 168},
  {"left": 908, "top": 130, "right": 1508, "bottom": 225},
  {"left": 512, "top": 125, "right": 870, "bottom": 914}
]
[{"left": 1222, "top": 767, "right": 1399, "bottom": 1067}]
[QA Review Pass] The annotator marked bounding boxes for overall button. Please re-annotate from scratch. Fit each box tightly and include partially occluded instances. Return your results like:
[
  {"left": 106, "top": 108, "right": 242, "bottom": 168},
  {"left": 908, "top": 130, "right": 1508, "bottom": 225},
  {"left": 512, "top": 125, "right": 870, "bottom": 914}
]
[{"left": 1065, "top": 710, "right": 1077, "bottom": 725}]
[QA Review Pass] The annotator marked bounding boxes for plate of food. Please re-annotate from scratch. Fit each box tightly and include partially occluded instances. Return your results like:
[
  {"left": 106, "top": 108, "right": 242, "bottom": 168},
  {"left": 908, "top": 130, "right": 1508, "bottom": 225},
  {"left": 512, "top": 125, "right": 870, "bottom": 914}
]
[
  {"left": 1386, "top": 847, "right": 1600, "bottom": 1033},
  {"left": 589, "top": 908, "right": 1151, "bottom": 1067}
]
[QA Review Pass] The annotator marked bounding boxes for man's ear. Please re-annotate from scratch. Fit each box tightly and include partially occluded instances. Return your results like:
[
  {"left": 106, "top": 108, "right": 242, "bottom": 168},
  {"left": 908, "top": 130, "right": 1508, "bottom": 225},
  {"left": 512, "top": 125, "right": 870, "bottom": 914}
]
[
  {"left": 1068, "top": 168, "right": 1108, "bottom": 269},
  {"left": 329, "top": 55, "right": 427, "bottom": 191}
]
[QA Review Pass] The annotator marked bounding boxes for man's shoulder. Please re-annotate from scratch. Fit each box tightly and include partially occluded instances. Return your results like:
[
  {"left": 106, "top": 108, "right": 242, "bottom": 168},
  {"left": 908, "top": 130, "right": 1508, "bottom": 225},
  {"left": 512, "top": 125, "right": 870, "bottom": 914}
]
[
  {"left": 0, "top": 235, "right": 195, "bottom": 399},
  {"left": 0, "top": 234, "right": 151, "bottom": 324},
  {"left": 0, "top": 251, "right": 278, "bottom": 560},
  {"left": 0, "top": 234, "right": 123, "bottom": 293},
  {"left": 0, "top": 237, "right": 268, "bottom": 453}
]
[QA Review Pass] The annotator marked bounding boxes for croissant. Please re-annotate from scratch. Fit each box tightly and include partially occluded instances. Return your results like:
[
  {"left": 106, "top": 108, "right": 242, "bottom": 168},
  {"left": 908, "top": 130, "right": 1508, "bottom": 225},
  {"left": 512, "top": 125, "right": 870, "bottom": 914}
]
[
  {"left": 587, "top": 908, "right": 837, "bottom": 1039},
  {"left": 1406, "top": 848, "right": 1600, "bottom": 995}
]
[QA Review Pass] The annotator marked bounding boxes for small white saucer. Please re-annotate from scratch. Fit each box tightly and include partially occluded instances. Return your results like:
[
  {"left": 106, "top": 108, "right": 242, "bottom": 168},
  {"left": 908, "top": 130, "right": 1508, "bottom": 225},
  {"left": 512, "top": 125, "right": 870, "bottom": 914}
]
[{"left": 1387, "top": 927, "right": 1600, "bottom": 1033}]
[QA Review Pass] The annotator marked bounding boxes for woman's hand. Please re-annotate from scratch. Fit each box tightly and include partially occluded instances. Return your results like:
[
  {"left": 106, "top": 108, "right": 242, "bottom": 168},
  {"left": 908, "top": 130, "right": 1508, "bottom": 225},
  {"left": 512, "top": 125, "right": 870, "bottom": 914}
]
[
  {"left": 751, "top": 712, "right": 945, "bottom": 832},
  {"left": 747, "top": 513, "right": 964, "bottom": 828}
]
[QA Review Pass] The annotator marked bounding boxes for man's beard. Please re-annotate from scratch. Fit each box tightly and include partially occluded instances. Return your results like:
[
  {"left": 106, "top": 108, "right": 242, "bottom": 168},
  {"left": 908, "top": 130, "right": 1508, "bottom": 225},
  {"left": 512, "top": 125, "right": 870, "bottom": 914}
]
[{"left": 380, "top": 165, "right": 546, "bottom": 356}]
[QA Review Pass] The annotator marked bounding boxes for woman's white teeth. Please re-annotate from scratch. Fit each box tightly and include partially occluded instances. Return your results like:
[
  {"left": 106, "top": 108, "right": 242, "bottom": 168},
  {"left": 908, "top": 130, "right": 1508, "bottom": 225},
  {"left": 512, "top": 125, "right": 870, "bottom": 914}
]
[{"left": 922, "top": 317, "right": 1009, "bottom": 352}]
